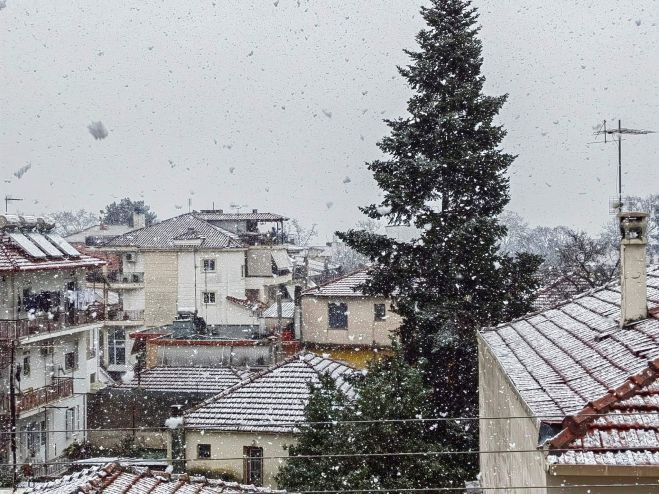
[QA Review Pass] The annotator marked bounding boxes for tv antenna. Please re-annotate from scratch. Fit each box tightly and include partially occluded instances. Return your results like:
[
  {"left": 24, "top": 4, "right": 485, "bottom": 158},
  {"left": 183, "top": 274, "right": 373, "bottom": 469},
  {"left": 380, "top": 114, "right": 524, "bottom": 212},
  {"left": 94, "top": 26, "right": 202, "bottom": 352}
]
[
  {"left": 4, "top": 196, "right": 23, "bottom": 213},
  {"left": 594, "top": 120, "right": 655, "bottom": 212}
]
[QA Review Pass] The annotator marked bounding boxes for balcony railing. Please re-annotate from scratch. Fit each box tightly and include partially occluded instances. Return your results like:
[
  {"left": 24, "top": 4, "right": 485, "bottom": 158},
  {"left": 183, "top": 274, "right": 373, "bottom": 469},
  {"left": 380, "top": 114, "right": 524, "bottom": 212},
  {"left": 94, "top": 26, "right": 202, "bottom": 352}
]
[
  {"left": 107, "top": 271, "right": 144, "bottom": 284},
  {"left": 0, "top": 310, "right": 105, "bottom": 341},
  {"left": 107, "top": 309, "right": 145, "bottom": 322},
  {"left": 18, "top": 378, "right": 74, "bottom": 413},
  {"left": 0, "top": 378, "right": 73, "bottom": 415}
]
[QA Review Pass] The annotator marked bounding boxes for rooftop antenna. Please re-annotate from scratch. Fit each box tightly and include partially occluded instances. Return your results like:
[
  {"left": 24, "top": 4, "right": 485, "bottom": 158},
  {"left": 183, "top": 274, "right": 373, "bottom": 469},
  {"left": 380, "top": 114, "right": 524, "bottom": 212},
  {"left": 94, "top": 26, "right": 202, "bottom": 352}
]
[
  {"left": 594, "top": 120, "right": 655, "bottom": 212},
  {"left": 4, "top": 196, "right": 23, "bottom": 213}
]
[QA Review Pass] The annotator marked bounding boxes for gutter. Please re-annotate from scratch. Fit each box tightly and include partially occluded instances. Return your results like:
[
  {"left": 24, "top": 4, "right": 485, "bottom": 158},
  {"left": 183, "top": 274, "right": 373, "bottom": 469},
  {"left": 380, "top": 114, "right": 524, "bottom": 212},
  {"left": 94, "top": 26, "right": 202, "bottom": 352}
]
[{"left": 549, "top": 463, "right": 659, "bottom": 478}]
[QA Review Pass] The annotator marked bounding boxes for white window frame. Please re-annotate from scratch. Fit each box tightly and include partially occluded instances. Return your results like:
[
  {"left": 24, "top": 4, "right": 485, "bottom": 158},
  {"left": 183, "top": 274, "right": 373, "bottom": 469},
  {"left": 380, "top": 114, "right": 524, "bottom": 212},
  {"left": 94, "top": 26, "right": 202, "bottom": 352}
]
[
  {"left": 202, "top": 259, "right": 216, "bottom": 272},
  {"left": 203, "top": 291, "right": 216, "bottom": 304}
]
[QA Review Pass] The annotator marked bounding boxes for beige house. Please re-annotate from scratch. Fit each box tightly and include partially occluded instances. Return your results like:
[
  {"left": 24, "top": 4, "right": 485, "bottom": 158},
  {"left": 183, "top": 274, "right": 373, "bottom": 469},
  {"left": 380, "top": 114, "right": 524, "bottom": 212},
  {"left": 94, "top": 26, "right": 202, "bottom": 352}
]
[
  {"left": 171, "top": 353, "right": 354, "bottom": 487},
  {"left": 300, "top": 270, "right": 401, "bottom": 367},
  {"left": 479, "top": 212, "right": 659, "bottom": 493}
]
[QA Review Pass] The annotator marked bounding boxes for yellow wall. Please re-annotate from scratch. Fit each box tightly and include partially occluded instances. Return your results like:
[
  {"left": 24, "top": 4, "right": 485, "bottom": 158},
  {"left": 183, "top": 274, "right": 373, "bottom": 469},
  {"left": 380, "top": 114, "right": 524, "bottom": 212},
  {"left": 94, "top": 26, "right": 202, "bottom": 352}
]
[
  {"left": 144, "top": 252, "right": 178, "bottom": 326},
  {"left": 307, "top": 346, "right": 393, "bottom": 369}
]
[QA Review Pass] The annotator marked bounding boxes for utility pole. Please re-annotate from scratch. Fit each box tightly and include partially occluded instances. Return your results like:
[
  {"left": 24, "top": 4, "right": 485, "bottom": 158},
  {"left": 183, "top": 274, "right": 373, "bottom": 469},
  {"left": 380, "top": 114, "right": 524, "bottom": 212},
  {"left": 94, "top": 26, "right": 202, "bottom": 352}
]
[
  {"left": 4, "top": 196, "right": 23, "bottom": 214},
  {"left": 9, "top": 341, "right": 17, "bottom": 489},
  {"left": 275, "top": 293, "right": 283, "bottom": 363},
  {"left": 594, "top": 120, "right": 655, "bottom": 212}
]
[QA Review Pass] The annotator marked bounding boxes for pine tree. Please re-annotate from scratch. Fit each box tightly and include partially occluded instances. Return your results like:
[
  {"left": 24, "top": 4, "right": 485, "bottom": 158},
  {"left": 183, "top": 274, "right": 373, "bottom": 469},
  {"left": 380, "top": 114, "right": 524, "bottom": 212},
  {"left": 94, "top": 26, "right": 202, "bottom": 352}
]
[
  {"left": 277, "top": 352, "right": 469, "bottom": 493},
  {"left": 338, "top": 0, "right": 542, "bottom": 477}
]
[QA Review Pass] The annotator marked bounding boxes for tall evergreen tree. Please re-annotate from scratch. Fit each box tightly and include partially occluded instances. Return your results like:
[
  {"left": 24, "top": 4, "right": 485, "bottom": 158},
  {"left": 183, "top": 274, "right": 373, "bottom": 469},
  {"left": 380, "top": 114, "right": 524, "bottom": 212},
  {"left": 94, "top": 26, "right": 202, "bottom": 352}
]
[{"left": 338, "top": 0, "right": 542, "bottom": 471}]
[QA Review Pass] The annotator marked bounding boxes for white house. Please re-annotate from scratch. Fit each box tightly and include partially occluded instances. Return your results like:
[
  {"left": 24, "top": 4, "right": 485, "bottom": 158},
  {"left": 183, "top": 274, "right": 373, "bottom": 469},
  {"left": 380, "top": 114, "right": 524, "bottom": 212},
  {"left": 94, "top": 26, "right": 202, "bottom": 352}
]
[
  {"left": 98, "top": 211, "right": 293, "bottom": 375},
  {"left": 0, "top": 214, "right": 106, "bottom": 477}
]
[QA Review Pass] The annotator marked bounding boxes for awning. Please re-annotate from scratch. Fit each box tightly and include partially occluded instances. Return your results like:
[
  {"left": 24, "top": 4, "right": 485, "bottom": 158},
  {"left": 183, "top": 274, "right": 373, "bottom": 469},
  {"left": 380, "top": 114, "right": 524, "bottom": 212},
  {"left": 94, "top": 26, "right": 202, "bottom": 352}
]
[{"left": 271, "top": 250, "right": 292, "bottom": 271}]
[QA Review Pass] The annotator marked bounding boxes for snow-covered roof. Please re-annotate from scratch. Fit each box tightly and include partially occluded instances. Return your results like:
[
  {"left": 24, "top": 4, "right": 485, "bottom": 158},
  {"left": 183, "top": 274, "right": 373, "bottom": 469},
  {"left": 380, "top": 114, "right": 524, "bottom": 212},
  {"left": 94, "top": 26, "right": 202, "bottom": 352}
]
[
  {"left": 196, "top": 211, "right": 288, "bottom": 222},
  {"left": 184, "top": 353, "right": 355, "bottom": 433},
  {"left": 301, "top": 269, "right": 370, "bottom": 297},
  {"left": 102, "top": 213, "right": 243, "bottom": 249},
  {"left": 64, "top": 224, "right": 135, "bottom": 243},
  {"left": 25, "top": 462, "right": 285, "bottom": 494},
  {"left": 0, "top": 233, "right": 104, "bottom": 273},
  {"left": 481, "top": 265, "right": 659, "bottom": 466},
  {"left": 116, "top": 366, "right": 252, "bottom": 393},
  {"left": 262, "top": 301, "right": 295, "bottom": 319}
]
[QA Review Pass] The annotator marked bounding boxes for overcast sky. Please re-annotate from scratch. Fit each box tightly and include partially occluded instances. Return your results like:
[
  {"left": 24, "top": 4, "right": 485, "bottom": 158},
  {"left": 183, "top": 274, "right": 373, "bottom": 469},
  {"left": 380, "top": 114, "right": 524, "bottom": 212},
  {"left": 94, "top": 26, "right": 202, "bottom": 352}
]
[{"left": 1, "top": 0, "right": 657, "bottom": 241}]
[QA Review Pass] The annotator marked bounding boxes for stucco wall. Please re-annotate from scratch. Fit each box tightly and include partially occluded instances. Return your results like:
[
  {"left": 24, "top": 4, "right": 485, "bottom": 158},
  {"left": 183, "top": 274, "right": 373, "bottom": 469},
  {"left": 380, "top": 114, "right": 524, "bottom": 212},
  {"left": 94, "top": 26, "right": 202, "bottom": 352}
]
[
  {"left": 301, "top": 296, "right": 400, "bottom": 346},
  {"left": 144, "top": 252, "right": 178, "bottom": 326},
  {"left": 478, "top": 336, "right": 547, "bottom": 492},
  {"left": 183, "top": 430, "right": 295, "bottom": 488},
  {"left": 177, "top": 250, "right": 256, "bottom": 325}
]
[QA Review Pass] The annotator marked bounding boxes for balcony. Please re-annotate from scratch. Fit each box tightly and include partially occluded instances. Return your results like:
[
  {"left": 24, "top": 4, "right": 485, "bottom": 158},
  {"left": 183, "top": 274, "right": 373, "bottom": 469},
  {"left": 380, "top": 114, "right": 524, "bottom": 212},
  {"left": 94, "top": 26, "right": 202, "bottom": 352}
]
[
  {"left": 0, "top": 310, "right": 105, "bottom": 341},
  {"left": 107, "top": 271, "right": 145, "bottom": 289},
  {"left": 105, "top": 308, "right": 145, "bottom": 327},
  {"left": 0, "top": 378, "right": 73, "bottom": 415}
]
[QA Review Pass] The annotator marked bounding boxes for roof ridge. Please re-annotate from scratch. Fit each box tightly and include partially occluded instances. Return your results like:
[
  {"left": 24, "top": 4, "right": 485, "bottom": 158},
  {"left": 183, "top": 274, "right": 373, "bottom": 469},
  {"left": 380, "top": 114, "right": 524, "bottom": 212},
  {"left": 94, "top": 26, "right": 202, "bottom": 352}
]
[
  {"left": 549, "top": 356, "right": 659, "bottom": 450},
  {"left": 301, "top": 267, "right": 369, "bottom": 295}
]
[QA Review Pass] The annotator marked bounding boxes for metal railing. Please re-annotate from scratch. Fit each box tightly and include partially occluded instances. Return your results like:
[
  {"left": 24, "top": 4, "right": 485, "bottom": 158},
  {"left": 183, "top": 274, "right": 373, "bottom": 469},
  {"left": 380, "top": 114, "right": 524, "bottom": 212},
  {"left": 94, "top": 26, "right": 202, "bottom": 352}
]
[
  {"left": 107, "top": 271, "right": 144, "bottom": 284},
  {"left": 0, "top": 378, "right": 73, "bottom": 415},
  {"left": 107, "top": 309, "right": 145, "bottom": 322},
  {"left": 0, "top": 311, "right": 105, "bottom": 341}
]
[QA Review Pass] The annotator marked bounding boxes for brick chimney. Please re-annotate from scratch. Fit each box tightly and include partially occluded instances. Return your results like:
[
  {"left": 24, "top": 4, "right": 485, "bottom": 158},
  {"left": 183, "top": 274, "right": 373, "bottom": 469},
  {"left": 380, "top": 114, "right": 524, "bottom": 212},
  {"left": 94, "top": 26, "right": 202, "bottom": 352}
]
[
  {"left": 132, "top": 212, "right": 146, "bottom": 229},
  {"left": 619, "top": 211, "right": 649, "bottom": 327}
]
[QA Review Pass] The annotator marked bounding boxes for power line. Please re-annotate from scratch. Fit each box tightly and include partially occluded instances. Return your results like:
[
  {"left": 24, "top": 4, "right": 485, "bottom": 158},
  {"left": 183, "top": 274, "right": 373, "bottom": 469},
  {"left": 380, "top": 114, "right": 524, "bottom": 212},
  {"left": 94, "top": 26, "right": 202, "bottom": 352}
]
[
  {"left": 8, "top": 410, "right": 659, "bottom": 435},
  {"left": 0, "top": 446, "right": 647, "bottom": 465}
]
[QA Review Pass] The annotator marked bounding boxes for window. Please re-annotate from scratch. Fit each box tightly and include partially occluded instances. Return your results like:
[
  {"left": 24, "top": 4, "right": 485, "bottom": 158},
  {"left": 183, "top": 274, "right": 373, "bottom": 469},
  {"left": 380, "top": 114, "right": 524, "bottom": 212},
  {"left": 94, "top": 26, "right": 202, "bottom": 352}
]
[
  {"left": 25, "top": 423, "right": 38, "bottom": 457},
  {"left": 202, "top": 259, "right": 216, "bottom": 272},
  {"left": 108, "top": 328, "right": 126, "bottom": 365},
  {"left": 40, "top": 421, "right": 46, "bottom": 446},
  {"left": 23, "top": 354, "right": 31, "bottom": 377},
  {"left": 328, "top": 302, "right": 348, "bottom": 329},
  {"left": 245, "top": 289, "right": 260, "bottom": 302},
  {"left": 374, "top": 303, "right": 386, "bottom": 321},
  {"left": 243, "top": 446, "right": 263, "bottom": 486},
  {"left": 65, "top": 408, "right": 75, "bottom": 439},
  {"left": 197, "top": 443, "right": 211, "bottom": 458},
  {"left": 64, "top": 351, "right": 78, "bottom": 371},
  {"left": 241, "top": 264, "right": 245, "bottom": 278},
  {"left": 90, "top": 372, "right": 96, "bottom": 384},
  {"left": 202, "top": 291, "right": 216, "bottom": 304}
]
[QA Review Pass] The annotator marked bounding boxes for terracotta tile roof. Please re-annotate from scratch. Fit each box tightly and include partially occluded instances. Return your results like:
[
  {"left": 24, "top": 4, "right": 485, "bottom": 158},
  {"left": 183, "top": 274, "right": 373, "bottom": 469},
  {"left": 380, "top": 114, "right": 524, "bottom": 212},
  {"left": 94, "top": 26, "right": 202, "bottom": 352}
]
[
  {"left": 301, "top": 269, "right": 370, "bottom": 297},
  {"left": 481, "top": 266, "right": 659, "bottom": 419},
  {"left": 116, "top": 367, "right": 252, "bottom": 393},
  {"left": 184, "top": 353, "right": 355, "bottom": 433},
  {"left": 548, "top": 382, "right": 659, "bottom": 466},
  {"left": 0, "top": 234, "right": 104, "bottom": 273},
  {"left": 103, "top": 214, "right": 243, "bottom": 249},
  {"left": 481, "top": 265, "right": 659, "bottom": 466},
  {"left": 25, "top": 462, "right": 285, "bottom": 494}
]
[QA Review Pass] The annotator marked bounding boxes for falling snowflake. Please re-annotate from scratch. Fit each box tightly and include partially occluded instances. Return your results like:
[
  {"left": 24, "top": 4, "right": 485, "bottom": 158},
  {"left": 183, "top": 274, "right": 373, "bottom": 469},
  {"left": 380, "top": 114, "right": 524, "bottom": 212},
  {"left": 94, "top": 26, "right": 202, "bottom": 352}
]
[
  {"left": 343, "top": 176, "right": 351, "bottom": 184},
  {"left": 87, "top": 121, "right": 108, "bottom": 140},
  {"left": 322, "top": 109, "right": 332, "bottom": 118},
  {"left": 14, "top": 163, "right": 31, "bottom": 179}
]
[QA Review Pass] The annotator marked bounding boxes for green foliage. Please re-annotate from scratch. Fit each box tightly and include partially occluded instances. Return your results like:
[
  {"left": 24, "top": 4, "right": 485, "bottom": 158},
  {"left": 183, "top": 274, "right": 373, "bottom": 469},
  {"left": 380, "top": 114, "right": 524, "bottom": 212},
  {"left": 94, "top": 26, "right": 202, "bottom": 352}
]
[
  {"left": 278, "top": 352, "right": 470, "bottom": 493},
  {"left": 337, "top": 0, "right": 542, "bottom": 483},
  {"left": 102, "top": 198, "right": 157, "bottom": 227}
]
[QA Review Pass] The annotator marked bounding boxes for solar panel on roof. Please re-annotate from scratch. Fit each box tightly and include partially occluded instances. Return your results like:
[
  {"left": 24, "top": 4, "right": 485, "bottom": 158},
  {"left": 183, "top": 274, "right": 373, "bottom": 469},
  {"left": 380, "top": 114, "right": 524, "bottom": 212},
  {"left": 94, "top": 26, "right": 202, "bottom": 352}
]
[
  {"left": 45, "top": 233, "right": 80, "bottom": 257},
  {"left": 9, "top": 232, "right": 47, "bottom": 258},
  {"left": 26, "top": 232, "right": 64, "bottom": 257}
]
